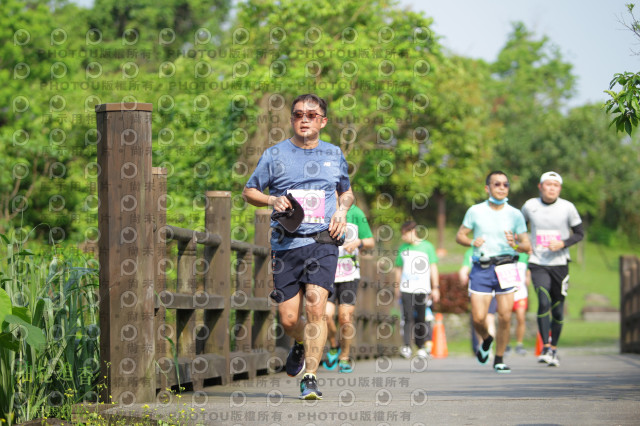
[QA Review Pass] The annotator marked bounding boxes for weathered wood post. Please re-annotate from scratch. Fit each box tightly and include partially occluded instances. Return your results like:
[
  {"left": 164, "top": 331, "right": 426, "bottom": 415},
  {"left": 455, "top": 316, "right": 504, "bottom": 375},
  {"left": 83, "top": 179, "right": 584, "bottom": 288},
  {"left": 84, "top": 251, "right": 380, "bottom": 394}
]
[
  {"left": 152, "top": 167, "right": 169, "bottom": 393},
  {"left": 176, "top": 236, "right": 198, "bottom": 388},
  {"left": 252, "top": 210, "right": 274, "bottom": 354},
  {"left": 620, "top": 255, "right": 640, "bottom": 353},
  {"left": 96, "top": 103, "right": 156, "bottom": 403},
  {"left": 204, "top": 191, "right": 231, "bottom": 383}
]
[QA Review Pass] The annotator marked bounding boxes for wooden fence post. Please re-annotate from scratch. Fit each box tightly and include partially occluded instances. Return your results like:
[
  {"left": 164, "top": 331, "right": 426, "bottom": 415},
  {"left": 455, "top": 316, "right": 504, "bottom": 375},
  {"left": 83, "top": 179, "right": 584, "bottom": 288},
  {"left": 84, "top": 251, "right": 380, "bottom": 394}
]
[
  {"left": 96, "top": 103, "right": 156, "bottom": 403},
  {"left": 620, "top": 255, "right": 640, "bottom": 353},
  {"left": 204, "top": 191, "right": 232, "bottom": 383},
  {"left": 176, "top": 237, "right": 199, "bottom": 389},
  {"left": 252, "top": 210, "right": 274, "bottom": 355},
  {"left": 152, "top": 167, "right": 169, "bottom": 394}
]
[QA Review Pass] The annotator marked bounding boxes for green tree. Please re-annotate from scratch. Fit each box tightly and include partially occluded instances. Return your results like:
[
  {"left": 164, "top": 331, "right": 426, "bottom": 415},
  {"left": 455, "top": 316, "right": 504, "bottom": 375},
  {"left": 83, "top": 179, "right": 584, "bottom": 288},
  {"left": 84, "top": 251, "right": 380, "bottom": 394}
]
[
  {"left": 426, "top": 55, "right": 501, "bottom": 249},
  {"left": 604, "top": 3, "right": 640, "bottom": 136},
  {"left": 489, "top": 22, "right": 576, "bottom": 201},
  {"left": 559, "top": 105, "right": 640, "bottom": 241}
]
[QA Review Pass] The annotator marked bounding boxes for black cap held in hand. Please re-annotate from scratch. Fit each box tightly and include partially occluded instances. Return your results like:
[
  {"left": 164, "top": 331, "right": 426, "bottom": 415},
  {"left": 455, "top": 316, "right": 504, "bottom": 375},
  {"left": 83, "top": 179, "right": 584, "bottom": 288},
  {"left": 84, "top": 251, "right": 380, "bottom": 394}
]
[{"left": 271, "top": 193, "right": 304, "bottom": 233}]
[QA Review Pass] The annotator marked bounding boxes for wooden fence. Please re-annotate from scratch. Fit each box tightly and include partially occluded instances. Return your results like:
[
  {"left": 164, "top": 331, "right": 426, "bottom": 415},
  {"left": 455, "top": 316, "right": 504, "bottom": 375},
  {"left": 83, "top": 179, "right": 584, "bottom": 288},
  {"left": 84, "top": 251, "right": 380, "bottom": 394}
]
[
  {"left": 620, "top": 255, "right": 640, "bottom": 353},
  {"left": 96, "top": 103, "right": 401, "bottom": 404}
]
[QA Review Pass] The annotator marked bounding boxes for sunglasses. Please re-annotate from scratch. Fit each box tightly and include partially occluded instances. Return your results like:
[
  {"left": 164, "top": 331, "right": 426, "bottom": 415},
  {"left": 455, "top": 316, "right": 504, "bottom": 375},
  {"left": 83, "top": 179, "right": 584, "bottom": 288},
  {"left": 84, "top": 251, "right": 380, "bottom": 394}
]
[
  {"left": 491, "top": 182, "right": 510, "bottom": 188},
  {"left": 292, "top": 111, "right": 325, "bottom": 120}
]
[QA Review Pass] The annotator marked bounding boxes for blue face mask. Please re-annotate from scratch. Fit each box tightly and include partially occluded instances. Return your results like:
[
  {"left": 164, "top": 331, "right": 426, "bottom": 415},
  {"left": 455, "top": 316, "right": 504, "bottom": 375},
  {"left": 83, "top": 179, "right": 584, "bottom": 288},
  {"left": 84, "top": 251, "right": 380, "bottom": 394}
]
[{"left": 489, "top": 196, "right": 508, "bottom": 205}]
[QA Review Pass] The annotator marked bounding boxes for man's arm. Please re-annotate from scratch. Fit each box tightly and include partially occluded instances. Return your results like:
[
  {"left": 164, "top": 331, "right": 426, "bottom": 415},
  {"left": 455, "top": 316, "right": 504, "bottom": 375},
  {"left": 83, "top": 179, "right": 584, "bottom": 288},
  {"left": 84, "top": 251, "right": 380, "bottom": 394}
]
[
  {"left": 456, "top": 225, "right": 484, "bottom": 247},
  {"left": 458, "top": 265, "right": 470, "bottom": 286},
  {"left": 242, "top": 187, "right": 291, "bottom": 212},
  {"left": 549, "top": 223, "right": 584, "bottom": 251},
  {"left": 394, "top": 266, "right": 402, "bottom": 301},
  {"left": 343, "top": 236, "right": 375, "bottom": 254},
  {"left": 514, "top": 232, "right": 532, "bottom": 253},
  {"left": 430, "top": 263, "right": 440, "bottom": 303},
  {"left": 328, "top": 187, "right": 354, "bottom": 238}
]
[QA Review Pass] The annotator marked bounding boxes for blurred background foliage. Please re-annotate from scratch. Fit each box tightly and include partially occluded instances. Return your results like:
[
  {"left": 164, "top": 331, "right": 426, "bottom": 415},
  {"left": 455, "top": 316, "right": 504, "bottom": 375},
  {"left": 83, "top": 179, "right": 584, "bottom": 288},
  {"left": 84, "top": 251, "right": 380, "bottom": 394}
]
[{"left": 0, "top": 0, "right": 639, "bottom": 249}]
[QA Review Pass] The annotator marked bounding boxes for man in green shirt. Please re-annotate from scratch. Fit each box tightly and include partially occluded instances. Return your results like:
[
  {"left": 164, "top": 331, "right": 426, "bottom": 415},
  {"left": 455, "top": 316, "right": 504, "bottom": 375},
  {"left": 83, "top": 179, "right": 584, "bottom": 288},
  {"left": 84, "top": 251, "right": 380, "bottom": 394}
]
[{"left": 323, "top": 205, "right": 375, "bottom": 372}]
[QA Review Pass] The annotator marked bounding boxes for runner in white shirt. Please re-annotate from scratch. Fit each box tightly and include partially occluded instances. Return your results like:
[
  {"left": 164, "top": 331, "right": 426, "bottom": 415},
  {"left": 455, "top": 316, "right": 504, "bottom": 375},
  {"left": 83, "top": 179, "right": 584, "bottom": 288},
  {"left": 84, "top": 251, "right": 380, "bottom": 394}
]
[{"left": 521, "top": 172, "right": 583, "bottom": 367}]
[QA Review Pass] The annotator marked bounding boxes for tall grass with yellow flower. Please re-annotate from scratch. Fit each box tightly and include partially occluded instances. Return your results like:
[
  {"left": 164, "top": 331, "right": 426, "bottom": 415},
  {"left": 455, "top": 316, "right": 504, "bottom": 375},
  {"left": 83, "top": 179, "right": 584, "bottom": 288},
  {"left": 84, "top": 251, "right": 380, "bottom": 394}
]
[{"left": 0, "top": 227, "right": 100, "bottom": 425}]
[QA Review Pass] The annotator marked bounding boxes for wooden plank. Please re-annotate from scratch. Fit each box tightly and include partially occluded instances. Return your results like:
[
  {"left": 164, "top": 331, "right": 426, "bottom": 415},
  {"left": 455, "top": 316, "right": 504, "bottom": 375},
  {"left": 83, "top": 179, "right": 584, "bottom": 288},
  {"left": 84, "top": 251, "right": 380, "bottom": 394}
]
[
  {"left": 155, "top": 292, "right": 224, "bottom": 310},
  {"left": 231, "top": 295, "right": 271, "bottom": 311},
  {"left": 165, "top": 225, "right": 222, "bottom": 247}
]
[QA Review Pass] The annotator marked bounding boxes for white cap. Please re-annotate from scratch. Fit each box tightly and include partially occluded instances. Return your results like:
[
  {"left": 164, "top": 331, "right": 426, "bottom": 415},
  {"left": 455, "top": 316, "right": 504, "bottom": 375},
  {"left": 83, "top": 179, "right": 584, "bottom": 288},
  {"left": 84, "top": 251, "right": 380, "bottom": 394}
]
[{"left": 540, "top": 171, "right": 563, "bottom": 185}]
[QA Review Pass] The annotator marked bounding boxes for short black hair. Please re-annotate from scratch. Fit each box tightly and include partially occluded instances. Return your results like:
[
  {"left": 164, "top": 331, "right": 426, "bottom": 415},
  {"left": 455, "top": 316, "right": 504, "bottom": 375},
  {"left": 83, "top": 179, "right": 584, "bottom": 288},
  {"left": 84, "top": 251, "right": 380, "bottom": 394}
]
[
  {"left": 291, "top": 93, "right": 327, "bottom": 116},
  {"left": 401, "top": 220, "right": 417, "bottom": 234},
  {"left": 485, "top": 171, "right": 508, "bottom": 185}
]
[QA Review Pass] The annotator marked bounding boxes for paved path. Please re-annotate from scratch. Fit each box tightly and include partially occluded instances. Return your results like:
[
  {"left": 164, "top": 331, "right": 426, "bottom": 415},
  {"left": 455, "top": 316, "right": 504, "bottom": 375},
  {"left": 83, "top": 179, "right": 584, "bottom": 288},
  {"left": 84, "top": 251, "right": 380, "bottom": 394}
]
[{"left": 108, "top": 350, "right": 640, "bottom": 425}]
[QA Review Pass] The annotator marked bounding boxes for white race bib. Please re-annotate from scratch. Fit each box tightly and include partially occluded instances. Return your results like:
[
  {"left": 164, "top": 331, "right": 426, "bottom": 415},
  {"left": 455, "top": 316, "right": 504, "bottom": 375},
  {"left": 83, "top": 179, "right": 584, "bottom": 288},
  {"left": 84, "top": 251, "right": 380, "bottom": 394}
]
[
  {"left": 536, "top": 230, "right": 561, "bottom": 251},
  {"left": 287, "top": 189, "right": 325, "bottom": 224},
  {"left": 335, "top": 257, "right": 357, "bottom": 280},
  {"left": 495, "top": 263, "right": 521, "bottom": 289}
]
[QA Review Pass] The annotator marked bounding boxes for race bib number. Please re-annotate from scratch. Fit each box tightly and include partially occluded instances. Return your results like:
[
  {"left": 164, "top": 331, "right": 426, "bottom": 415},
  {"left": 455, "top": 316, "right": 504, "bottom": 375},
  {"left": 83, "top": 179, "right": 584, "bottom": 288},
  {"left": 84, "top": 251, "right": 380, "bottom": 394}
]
[
  {"left": 335, "top": 257, "right": 356, "bottom": 280},
  {"left": 288, "top": 189, "right": 325, "bottom": 224},
  {"left": 536, "top": 230, "right": 561, "bottom": 251},
  {"left": 495, "top": 263, "right": 521, "bottom": 289}
]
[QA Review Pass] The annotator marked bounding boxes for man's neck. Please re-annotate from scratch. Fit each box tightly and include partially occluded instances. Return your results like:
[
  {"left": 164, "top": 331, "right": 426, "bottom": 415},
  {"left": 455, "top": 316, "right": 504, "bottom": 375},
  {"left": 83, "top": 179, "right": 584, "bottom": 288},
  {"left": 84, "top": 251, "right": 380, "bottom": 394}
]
[
  {"left": 540, "top": 196, "right": 558, "bottom": 205},
  {"left": 488, "top": 200, "right": 506, "bottom": 210},
  {"left": 291, "top": 136, "right": 319, "bottom": 149}
]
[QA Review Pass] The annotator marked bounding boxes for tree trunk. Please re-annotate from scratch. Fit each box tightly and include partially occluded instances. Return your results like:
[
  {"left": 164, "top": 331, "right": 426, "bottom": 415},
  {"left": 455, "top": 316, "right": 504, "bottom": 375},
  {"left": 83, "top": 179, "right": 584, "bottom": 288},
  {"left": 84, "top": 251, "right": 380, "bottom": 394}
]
[{"left": 436, "top": 191, "right": 446, "bottom": 252}]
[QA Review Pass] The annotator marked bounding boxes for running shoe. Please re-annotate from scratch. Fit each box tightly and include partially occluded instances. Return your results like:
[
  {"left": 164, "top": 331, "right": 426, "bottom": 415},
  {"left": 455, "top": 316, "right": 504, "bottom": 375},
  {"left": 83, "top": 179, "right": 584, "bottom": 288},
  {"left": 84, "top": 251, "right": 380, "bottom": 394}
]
[
  {"left": 322, "top": 347, "right": 341, "bottom": 371},
  {"left": 416, "top": 348, "right": 429, "bottom": 359},
  {"left": 286, "top": 341, "right": 305, "bottom": 377},
  {"left": 476, "top": 340, "right": 493, "bottom": 365},
  {"left": 400, "top": 345, "right": 412, "bottom": 359},
  {"left": 515, "top": 343, "right": 527, "bottom": 356},
  {"left": 425, "top": 341, "right": 433, "bottom": 355},
  {"left": 494, "top": 363, "right": 511, "bottom": 373},
  {"left": 299, "top": 373, "right": 322, "bottom": 400},
  {"left": 505, "top": 345, "right": 512, "bottom": 356},
  {"left": 548, "top": 350, "right": 560, "bottom": 367},
  {"left": 338, "top": 359, "right": 353, "bottom": 373},
  {"left": 538, "top": 347, "right": 553, "bottom": 364}
]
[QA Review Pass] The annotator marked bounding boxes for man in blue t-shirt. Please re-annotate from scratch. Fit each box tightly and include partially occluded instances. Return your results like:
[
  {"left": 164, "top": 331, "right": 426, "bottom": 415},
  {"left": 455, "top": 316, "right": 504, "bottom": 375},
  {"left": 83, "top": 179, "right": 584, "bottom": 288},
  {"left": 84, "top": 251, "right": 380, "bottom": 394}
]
[
  {"left": 243, "top": 94, "right": 353, "bottom": 400},
  {"left": 456, "top": 171, "right": 531, "bottom": 374}
]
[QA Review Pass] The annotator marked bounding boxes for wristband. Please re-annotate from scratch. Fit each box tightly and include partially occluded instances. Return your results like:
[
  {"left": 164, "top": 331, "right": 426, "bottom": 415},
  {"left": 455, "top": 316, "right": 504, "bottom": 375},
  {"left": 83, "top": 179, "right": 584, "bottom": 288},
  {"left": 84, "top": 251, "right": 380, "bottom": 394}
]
[{"left": 358, "top": 240, "right": 363, "bottom": 249}]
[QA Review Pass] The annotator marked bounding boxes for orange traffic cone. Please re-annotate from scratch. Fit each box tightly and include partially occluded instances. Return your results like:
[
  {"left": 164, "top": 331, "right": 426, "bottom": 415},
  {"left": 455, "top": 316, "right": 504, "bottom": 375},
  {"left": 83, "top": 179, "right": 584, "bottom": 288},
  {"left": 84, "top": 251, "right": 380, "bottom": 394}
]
[
  {"left": 431, "top": 313, "right": 448, "bottom": 358},
  {"left": 535, "top": 332, "right": 544, "bottom": 356},
  {"left": 535, "top": 332, "right": 551, "bottom": 356}
]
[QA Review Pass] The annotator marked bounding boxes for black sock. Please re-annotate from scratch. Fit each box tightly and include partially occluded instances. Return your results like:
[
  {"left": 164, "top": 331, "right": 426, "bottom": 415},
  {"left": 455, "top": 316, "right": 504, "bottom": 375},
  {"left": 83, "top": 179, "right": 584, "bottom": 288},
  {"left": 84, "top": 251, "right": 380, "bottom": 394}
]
[
  {"left": 494, "top": 355, "right": 503, "bottom": 365},
  {"left": 482, "top": 335, "right": 494, "bottom": 351}
]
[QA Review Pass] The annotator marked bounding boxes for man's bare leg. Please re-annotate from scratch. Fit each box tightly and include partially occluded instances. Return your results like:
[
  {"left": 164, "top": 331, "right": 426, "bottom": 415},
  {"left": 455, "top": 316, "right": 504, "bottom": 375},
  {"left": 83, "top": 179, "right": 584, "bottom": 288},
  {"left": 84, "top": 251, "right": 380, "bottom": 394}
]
[
  {"left": 304, "top": 284, "right": 328, "bottom": 374},
  {"left": 515, "top": 306, "right": 526, "bottom": 344},
  {"left": 470, "top": 293, "right": 492, "bottom": 339},
  {"left": 337, "top": 303, "right": 356, "bottom": 360},
  {"left": 325, "top": 301, "right": 338, "bottom": 348},
  {"left": 495, "top": 293, "right": 515, "bottom": 357},
  {"left": 278, "top": 289, "right": 305, "bottom": 342}
]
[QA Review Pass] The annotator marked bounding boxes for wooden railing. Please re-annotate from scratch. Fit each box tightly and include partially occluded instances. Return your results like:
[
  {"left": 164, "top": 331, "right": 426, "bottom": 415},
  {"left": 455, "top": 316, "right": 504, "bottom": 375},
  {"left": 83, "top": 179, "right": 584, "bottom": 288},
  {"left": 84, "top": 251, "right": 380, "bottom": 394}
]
[
  {"left": 96, "top": 103, "right": 400, "bottom": 403},
  {"left": 620, "top": 255, "right": 640, "bottom": 353}
]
